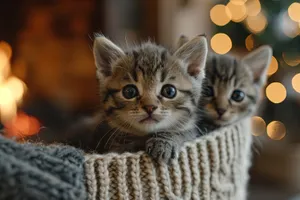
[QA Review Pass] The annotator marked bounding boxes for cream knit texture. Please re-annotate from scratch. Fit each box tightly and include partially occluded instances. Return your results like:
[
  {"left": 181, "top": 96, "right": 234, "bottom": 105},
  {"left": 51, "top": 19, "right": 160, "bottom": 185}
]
[{"left": 84, "top": 118, "right": 252, "bottom": 200}]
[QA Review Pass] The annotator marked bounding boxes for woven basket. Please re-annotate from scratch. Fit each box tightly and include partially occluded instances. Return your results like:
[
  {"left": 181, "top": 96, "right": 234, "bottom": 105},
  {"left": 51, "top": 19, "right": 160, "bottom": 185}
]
[{"left": 84, "top": 118, "right": 252, "bottom": 200}]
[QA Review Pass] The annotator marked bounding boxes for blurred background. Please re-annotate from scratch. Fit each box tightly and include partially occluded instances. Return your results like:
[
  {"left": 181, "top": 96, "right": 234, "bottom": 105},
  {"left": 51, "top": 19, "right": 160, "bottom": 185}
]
[{"left": 0, "top": 0, "right": 299, "bottom": 199}]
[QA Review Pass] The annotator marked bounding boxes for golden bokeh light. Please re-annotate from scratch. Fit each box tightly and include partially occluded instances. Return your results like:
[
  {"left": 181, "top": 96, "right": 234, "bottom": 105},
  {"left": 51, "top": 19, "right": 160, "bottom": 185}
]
[
  {"left": 210, "top": 4, "right": 232, "bottom": 26},
  {"left": 245, "top": 34, "right": 254, "bottom": 51},
  {"left": 211, "top": 33, "right": 232, "bottom": 55},
  {"left": 292, "top": 73, "right": 300, "bottom": 93},
  {"left": 227, "top": 2, "right": 247, "bottom": 22},
  {"left": 0, "top": 41, "right": 12, "bottom": 59},
  {"left": 245, "top": 12, "right": 268, "bottom": 34},
  {"left": 267, "top": 121, "right": 286, "bottom": 140},
  {"left": 0, "top": 87, "right": 17, "bottom": 122},
  {"left": 246, "top": 0, "right": 261, "bottom": 17},
  {"left": 288, "top": 2, "right": 300, "bottom": 22},
  {"left": 266, "top": 82, "right": 287, "bottom": 104},
  {"left": 267, "top": 56, "right": 278, "bottom": 76},
  {"left": 252, "top": 116, "right": 266, "bottom": 136},
  {"left": 230, "top": 0, "right": 247, "bottom": 5},
  {"left": 5, "top": 76, "right": 26, "bottom": 102},
  {"left": 282, "top": 12, "right": 300, "bottom": 38},
  {"left": 282, "top": 52, "right": 300, "bottom": 67}
]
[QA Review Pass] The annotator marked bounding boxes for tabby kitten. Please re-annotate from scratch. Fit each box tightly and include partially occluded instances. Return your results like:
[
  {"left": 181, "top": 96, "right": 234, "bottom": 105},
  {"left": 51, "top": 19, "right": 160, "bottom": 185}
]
[
  {"left": 177, "top": 35, "right": 272, "bottom": 133},
  {"left": 92, "top": 34, "right": 208, "bottom": 163}
]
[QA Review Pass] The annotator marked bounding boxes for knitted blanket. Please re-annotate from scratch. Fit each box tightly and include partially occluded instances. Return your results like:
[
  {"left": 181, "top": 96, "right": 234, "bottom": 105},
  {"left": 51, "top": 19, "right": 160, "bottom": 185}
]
[
  {"left": 84, "top": 118, "right": 252, "bottom": 200},
  {"left": 0, "top": 118, "right": 251, "bottom": 200}
]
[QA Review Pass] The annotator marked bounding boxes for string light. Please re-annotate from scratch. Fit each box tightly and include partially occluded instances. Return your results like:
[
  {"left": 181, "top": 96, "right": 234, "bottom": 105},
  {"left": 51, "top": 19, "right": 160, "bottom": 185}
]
[
  {"left": 246, "top": 0, "right": 261, "bottom": 17},
  {"left": 288, "top": 2, "right": 300, "bottom": 22},
  {"left": 266, "top": 82, "right": 287, "bottom": 104},
  {"left": 267, "top": 121, "right": 286, "bottom": 140},
  {"left": 210, "top": 4, "right": 231, "bottom": 26},
  {"left": 292, "top": 73, "right": 300, "bottom": 93},
  {"left": 245, "top": 12, "right": 267, "bottom": 34},
  {"left": 227, "top": 1, "right": 247, "bottom": 22},
  {"left": 252, "top": 116, "right": 266, "bottom": 136},
  {"left": 267, "top": 56, "right": 278, "bottom": 76},
  {"left": 211, "top": 33, "right": 232, "bottom": 55},
  {"left": 245, "top": 34, "right": 254, "bottom": 51}
]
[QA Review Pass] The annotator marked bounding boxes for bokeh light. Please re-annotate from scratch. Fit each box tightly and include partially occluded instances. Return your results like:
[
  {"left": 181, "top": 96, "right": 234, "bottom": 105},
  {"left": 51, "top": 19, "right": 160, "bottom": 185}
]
[
  {"left": 267, "top": 121, "right": 286, "bottom": 140},
  {"left": 245, "top": 34, "right": 254, "bottom": 51},
  {"left": 4, "top": 112, "right": 41, "bottom": 139},
  {"left": 266, "top": 82, "right": 287, "bottom": 104},
  {"left": 230, "top": 0, "right": 247, "bottom": 5},
  {"left": 0, "top": 87, "right": 17, "bottom": 122},
  {"left": 292, "top": 73, "right": 300, "bottom": 93},
  {"left": 210, "top": 4, "right": 231, "bottom": 26},
  {"left": 267, "top": 56, "right": 278, "bottom": 76},
  {"left": 282, "top": 52, "right": 300, "bottom": 67},
  {"left": 252, "top": 116, "right": 266, "bottom": 136},
  {"left": 5, "top": 76, "right": 26, "bottom": 102},
  {"left": 246, "top": 0, "right": 261, "bottom": 17},
  {"left": 211, "top": 33, "right": 232, "bottom": 55},
  {"left": 288, "top": 2, "right": 300, "bottom": 22},
  {"left": 227, "top": 1, "right": 247, "bottom": 22},
  {"left": 281, "top": 12, "right": 300, "bottom": 38},
  {"left": 245, "top": 12, "right": 267, "bottom": 34}
]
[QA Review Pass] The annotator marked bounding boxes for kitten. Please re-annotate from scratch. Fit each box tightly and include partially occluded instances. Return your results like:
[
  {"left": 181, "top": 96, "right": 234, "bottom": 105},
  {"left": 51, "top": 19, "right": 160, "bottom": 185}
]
[
  {"left": 177, "top": 35, "right": 272, "bottom": 133},
  {"left": 91, "top": 34, "right": 208, "bottom": 163}
]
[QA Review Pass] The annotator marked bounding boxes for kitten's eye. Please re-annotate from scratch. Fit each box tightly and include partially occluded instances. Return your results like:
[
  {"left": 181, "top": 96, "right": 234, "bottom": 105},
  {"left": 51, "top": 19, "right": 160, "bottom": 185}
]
[
  {"left": 161, "top": 84, "right": 177, "bottom": 99},
  {"left": 231, "top": 90, "right": 245, "bottom": 102},
  {"left": 122, "top": 85, "right": 139, "bottom": 99},
  {"left": 204, "top": 86, "right": 214, "bottom": 97}
]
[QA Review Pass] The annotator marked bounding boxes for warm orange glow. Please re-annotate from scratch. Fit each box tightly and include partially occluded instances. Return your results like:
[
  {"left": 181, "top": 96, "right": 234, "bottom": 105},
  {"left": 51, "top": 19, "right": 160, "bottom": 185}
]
[
  {"left": 252, "top": 116, "right": 266, "bottom": 136},
  {"left": 292, "top": 73, "right": 300, "bottom": 93},
  {"left": 211, "top": 33, "right": 232, "bottom": 55},
  {"left": 267, "top": 121, "right": 286, "bottom": 140},
  {"left": 282, "top": 12, "right": 300, "bottom": 38},
  {"left": 245, "top": 34, "right": 254, "bottom": 51},
  {"left": 246, "top": 0, "right": 261, "bottom": 16},
  {"left": 0, "top": 87, "right": 17, "bottom": 122},
  {"left": 245, "top": 12, "right": 267, "bottom": 34},
  {"left": 227, "top": 2, "right": 247, "bottom": 22},
  {"left": 266, "top": 82, "right": 287, "bottom": 104},
  {"left": 5, "top": 76, "right": 26, "bottom": 102},
  {"left": 5, "top": 112, "right": 41, "bottom": 138},
  {"left": 210, "top": 4, "right": 231, "bottom": 26},
  {"left": 282, "top": 52, "right": 300, "bottom": 67},
  {"left": 0, "top": 41, "right": 12, "bottom": 59},
  {"left": 288, "top": 2, "right": 300, "bottom": 22},
  {"left": 267, "top": 56, "right": 278, "bottom": 76},
  {"left": 230, "top": 0, "right": 247, "bottom": 5}
]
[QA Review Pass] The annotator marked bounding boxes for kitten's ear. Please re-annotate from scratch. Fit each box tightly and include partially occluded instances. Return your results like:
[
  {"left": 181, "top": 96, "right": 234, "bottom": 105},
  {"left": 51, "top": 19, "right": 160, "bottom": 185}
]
[
  {"left": 176, "top": 35, "right": 189, "bottom": 50},
  {"left": 174, "top": 35, "right": 208, "bottom": 78},
  {"left": 242, "top": 45, "right": 272, "bottom": 86},
  {"left": 93, "top": 34, "right": 125, "bottom": 77}
]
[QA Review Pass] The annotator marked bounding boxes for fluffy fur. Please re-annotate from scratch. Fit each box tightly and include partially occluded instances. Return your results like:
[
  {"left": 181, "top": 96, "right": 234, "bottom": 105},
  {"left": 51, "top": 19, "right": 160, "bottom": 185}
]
[
  {"left": 92, "top": 34, "right": 208, "bottom": 163},
  {"left": 177, "top": 35, "right": 272, "bottom": 132}
]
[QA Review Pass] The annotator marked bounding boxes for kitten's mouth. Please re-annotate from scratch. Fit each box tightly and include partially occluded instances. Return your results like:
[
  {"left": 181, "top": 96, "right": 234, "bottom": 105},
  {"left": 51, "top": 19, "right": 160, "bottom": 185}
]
[{"left": 139, "top": 116, "right": 159, "bottom": 124}]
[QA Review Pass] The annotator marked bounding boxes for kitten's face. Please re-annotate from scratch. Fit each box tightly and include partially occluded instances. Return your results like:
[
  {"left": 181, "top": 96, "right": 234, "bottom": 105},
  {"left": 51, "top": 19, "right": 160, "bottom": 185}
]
[
  {"left": 201, "top": 50, "right": 271, "bottom": 126},
  {"left": 94, "top": 35, "right": 208, "bottom": 135}
]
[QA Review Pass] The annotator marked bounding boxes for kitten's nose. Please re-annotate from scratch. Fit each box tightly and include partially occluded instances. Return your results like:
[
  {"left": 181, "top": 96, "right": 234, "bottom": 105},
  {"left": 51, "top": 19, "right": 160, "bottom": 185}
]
[
  {"left": 142, "top": 105, "right": 158, "bottom": 115},
  {"left": 216, "top": 108, "right": 226, "bottom": 116}
]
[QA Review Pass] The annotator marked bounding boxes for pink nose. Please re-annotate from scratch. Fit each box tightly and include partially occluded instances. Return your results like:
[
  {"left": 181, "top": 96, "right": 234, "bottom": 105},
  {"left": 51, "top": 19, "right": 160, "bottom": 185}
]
[{"left": 142, "top": 105, "right": 158, "bottom": 115}]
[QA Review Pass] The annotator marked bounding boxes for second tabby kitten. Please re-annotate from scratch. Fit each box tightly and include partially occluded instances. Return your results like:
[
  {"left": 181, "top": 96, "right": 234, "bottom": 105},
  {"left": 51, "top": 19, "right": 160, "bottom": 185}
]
[
  {"left": 92, "top": 34, "right": 208, "bottom": 163},
  {"left": 177, "top": 35, "right": 272, "bottom": 133}
]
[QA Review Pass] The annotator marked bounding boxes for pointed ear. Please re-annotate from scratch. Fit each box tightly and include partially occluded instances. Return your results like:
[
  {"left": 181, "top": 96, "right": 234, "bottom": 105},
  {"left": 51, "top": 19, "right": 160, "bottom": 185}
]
[
  {"left": 242, "top": 45, "right": 272, "bottom": 86},
  {"left": 176, "top": 35, "right": 189, "bottom": 50},
  {"left": 174, "top": 35, "right": 208, "bottom": 78},
  {"left": 93, "top": 34, "right": 125, "bottom": 77}
]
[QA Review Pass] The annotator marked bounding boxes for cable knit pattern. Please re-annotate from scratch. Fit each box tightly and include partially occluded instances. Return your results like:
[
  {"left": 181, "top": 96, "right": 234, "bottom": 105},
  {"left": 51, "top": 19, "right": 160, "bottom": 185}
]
[{"left": 84, "top": 118, "right": 252, "bottom": 200}]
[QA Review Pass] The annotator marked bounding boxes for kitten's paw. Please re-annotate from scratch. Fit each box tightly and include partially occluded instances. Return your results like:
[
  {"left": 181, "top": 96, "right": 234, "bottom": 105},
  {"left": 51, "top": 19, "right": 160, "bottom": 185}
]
[{"left": 146, "top": 138, "right": 179, "bottom": 164}]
